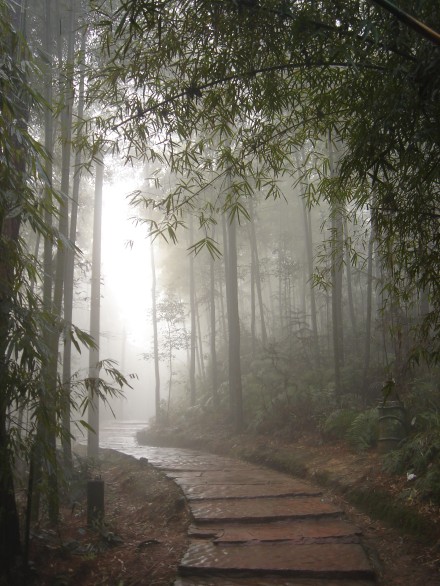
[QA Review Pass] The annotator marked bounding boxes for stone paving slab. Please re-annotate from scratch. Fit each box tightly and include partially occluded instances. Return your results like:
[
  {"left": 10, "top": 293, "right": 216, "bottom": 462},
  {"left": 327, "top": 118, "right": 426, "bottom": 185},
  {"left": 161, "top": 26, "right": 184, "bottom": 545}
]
[
  {"left": 188, "top": 518, "right": 362, "bottom": 544},
  {"left": 179, "top": 541, "right": 375, "bottom": 579},
  {"left": 175, "top": 577, "right": 374, "bottom": 586},
  {"left": 189, "top": 496, "right": 343, "bottom": 523},
  {"left": 171, "top": 469, "right": 309, "bottom": 486},
  {"left": 148, "top": 452, "right": 260, "bottom": 472},
  {"left": 182, "top": 481, "right": 321, "bottom": 500}
]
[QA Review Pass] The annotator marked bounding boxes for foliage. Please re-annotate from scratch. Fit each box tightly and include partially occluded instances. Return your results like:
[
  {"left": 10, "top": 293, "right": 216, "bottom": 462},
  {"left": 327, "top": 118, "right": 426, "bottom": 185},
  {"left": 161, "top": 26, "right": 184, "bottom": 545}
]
[
  {"left": 241, "top": 344, "right": 336, "bottom": 436},
  {"left": 383, "top": 410, "right": 440, "bottom": 504},
  {"left": 322, "top": 409, "right": 358, "bottom": 441},
  {"left": 346, "top": 408, "right": 379, "bottom": 451},
  {"left": 79, "top": 0, "right": 440, "bottom": 452},
  {"left": 347, "top": 484, "right": 437, "bottom": 541},
  {"left": 0, "top": 3, "right": 134, "bottom": 578}
]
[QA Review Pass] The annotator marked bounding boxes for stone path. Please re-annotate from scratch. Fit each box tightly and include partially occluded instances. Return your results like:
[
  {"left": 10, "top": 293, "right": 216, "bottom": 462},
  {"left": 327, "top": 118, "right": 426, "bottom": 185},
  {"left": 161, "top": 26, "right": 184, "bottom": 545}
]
[{"left": 144, "top": 446, "right": 377, "bottom": 585}]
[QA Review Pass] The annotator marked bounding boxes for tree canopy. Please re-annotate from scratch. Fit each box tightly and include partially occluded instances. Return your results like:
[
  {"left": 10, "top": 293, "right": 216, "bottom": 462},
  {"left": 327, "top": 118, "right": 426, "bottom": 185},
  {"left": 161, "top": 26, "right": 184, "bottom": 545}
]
[{"left": 85, "top": 0, "right": 439, "bottom": 358}]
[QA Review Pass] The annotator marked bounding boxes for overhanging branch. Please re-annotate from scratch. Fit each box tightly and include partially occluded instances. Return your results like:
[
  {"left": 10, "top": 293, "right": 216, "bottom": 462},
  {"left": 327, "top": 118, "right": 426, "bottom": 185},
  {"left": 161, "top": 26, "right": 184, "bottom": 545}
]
[{"left": 370, "top": 0, "right": 440, "bottom": 45}]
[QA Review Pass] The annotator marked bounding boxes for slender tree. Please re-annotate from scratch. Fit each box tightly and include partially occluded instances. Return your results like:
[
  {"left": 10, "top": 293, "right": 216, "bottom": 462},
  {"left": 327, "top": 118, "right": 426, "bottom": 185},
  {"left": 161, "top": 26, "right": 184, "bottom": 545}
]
[
  {"left": 302, "top": 198, "right": 320, "bottom": 368},
  {"left": 150, "top": 240, "right": 161, "bottom": 424},
  {"left": 226, "top": 208, "right": 243, "bottom": 431},
  {"left": 248, "top": 198, "right": 268, "bottom": 348},
  {"left": 209, "top": 240, "right": 219, "bottom": 407},
  {"left": 188, "top": 214, "right": 196, "bottom": 405},
  {"left": 87, "top": 155, "right": 104, "bottom": 458}
]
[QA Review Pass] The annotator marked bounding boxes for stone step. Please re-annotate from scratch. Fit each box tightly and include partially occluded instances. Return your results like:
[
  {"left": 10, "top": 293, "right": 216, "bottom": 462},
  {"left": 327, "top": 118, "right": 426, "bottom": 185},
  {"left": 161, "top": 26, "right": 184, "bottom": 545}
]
[
  {"left": 189, "top": 496, "right": 343, "bottom": 524},
  {"left": 149, "top": 454, "right": 261, "bottom": 472},
  {"left": 182, "top": 480, "right": 321, "bottom": 500},
  {"left": 179, "top": 541, "right": 375, "bottom": 580},
  {"left": 169, "top": 469, "right": 301, "bottom": 486},
  {"left": 188, "top": 518, "right": 362, "bottom": 544}
]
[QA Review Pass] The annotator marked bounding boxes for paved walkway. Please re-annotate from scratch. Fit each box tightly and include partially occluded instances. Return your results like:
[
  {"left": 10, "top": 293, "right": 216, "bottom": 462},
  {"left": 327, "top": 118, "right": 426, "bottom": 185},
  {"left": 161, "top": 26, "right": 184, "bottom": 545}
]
[{"left": 143, "top": 446, "right": 377, "bottom": 585}]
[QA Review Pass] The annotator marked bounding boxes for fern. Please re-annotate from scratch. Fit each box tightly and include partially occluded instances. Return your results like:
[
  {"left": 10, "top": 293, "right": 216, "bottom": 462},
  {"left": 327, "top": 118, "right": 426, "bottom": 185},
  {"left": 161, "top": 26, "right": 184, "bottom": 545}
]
[
  {"left": 382, "top": 409, "right": 440, "bottom": 503},
  {"left": 322, "top": 409, "right": 357, "bottom": 440},
  {"left": 346, "top": 408, "right": 379, "bottom": 451}
]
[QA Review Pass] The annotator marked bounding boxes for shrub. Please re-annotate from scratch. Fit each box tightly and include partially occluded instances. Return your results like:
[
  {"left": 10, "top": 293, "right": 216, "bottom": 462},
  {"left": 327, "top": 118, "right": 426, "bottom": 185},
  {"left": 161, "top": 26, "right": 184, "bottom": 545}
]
[
  {"left": 383, "top": 410, "right": 440, "bottom": 503},
  {"left": 346, "top": 408, "right": 379, "bottom": 451},
  {"left": 322, "top": 409, "right": 358, "bottom": 440}
]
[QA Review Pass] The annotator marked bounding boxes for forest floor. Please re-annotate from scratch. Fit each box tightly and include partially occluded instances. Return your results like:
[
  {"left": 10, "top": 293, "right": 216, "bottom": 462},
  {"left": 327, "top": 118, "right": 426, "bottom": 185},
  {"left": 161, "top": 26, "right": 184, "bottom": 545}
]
[
  {"left": 26, "top": 448, "right": 190, "bottom": 586},
  {"left": 26, "top": 425, "right": 440, "bottom": 585}
]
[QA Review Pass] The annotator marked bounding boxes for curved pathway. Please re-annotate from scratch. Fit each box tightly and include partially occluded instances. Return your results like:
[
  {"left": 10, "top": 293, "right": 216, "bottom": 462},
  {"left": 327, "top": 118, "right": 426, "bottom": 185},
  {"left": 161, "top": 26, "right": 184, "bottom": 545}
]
[{"left": 99, "top": 421, "right": 376, "bottom": 585}]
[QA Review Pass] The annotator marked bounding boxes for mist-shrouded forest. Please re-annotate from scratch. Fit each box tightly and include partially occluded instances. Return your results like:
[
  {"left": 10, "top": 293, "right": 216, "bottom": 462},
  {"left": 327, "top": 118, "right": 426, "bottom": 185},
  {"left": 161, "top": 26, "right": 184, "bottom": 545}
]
[{"left": 1, "top": 0, "right": 439, "bottom": 581}]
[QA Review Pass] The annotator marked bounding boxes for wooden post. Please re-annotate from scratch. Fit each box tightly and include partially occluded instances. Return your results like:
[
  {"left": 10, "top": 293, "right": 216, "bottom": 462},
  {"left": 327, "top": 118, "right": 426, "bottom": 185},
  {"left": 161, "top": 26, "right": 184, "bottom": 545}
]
[{"left": 87, "top": 479, "right": 104, "bottom": 526}]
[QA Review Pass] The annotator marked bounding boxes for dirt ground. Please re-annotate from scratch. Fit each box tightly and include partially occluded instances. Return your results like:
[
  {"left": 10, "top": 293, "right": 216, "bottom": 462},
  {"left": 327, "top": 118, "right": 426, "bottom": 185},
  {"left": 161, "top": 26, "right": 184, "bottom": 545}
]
[
  {"left": 27, "top": 448, "right": 190, "bottom": 586},
  {"left": 26, "top": 431, "right": 440, "bottom": 585}
]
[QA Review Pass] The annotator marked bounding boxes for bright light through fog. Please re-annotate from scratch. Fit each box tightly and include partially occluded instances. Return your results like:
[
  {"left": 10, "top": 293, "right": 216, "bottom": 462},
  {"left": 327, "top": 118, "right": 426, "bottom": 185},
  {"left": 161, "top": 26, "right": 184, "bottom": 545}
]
[{"left": 101, "top": 174, "right": 151, "bottom": 349}]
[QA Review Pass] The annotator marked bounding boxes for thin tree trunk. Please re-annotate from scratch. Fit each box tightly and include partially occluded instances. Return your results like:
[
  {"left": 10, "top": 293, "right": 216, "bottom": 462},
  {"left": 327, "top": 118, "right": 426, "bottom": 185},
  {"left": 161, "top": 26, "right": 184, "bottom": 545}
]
[
  {"left": 221, "top": 213, "right": 230, "bottom": 347},
  {"left": 87, "top": 156, "right": 104, "bottom": 458},
  {"left": 32, "top": 0, "right": 54, "bottom": 527},
  {"left": 60, "top": 0, "right": 79, "bottom": 473},
  {"left": 248, "top": 198, "right": 268, "bottom": 347},
  {"left": 249, "top": 227, "right": 256, "bottom": 355},
  {"left": 328, "top": 133, "right": 344, "bottom": 396},
  {"left": 189, "top": 215, "right": 196, "bottom": 405},
  {"left": 209, "top": 250, "right": 219, "bottom": 407},
  {"left": 303, "top": 202, "right": 320, "bottom": 368},
  {"left": 196, "top": 299, "right": 206, "bottom": 383},
  {"left": 227, "top": 212, "right": 243, "bottom": 431},
  {"left": 362, "top": 222, "right": 375, "bottom": 401},
  {"left": 150, "top": 241, "right": 161, "bottom": 424},
  {"left": 166, "top": 324, "right": 173, "bottom": 421},
  {"left": 344, "top": 217, "right": 358, "bottom": 352}
]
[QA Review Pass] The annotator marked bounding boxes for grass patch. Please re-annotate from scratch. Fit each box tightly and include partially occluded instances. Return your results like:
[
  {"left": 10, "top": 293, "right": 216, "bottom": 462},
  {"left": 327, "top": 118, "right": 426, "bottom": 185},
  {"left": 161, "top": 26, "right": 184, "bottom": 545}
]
[
  {"left": 235, "top": 446, "right": 308, "bottom": 478},
  {"left": 347, "top": 486, "right": 438, "bottom": 542}
]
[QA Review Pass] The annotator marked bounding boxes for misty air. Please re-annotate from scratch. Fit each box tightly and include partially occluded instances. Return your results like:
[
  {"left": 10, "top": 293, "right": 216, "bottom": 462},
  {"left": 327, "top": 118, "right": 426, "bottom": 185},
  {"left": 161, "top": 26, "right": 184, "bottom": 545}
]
[{"left": 1, "top": 1, "right": 439, "bottom": 585}]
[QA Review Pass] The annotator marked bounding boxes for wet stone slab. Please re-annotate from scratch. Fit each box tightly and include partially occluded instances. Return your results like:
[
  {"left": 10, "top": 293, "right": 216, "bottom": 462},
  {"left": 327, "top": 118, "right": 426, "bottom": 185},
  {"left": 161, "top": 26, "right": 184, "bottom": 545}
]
[
  {"left": 189, "top": 496, "right": 343, "bottom": 523},
  {"left": 188, "top": 518, "right": 362, "bottom": 544},
  {"left": 183, "top": 480, "right": 321, "bottom": 500},
  {"left": 171, "top": 469, "right": 305, "bottom": 486},
  {"left": 179, "top": 541, "right": 375, "bottom": 580},
  {"left": 148, "top": 452, "right": 261, "bottom": 472}
]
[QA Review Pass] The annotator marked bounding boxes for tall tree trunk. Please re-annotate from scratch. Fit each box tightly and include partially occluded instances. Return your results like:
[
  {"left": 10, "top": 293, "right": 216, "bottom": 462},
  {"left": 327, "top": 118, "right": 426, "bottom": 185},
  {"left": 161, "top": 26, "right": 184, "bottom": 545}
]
[
  {"left": 226, "top": 213, "right": 243, "bottom": 432},
  {"left": 250, "top": 234, "right": 256, "bottom": 355},
  {"left": 344, "top": 217, "right": 358, "bottom": 352},
  {"left": 166, "top": 323, "right": 173, "bottom": 421},
  {"left": 209, "top": 250, "right": 219, "bottom": 407},
  {"left": 0, "top": 219, "right": 22, "bottom": 578},
  {"left": 328, "top": 133, "right": 344, "bottom": 396},
  {"left": 189, "top": 215, "right": 196, "bottom": 406},
  {"left": 150, "top": 241, "right": 161, "bottom": 424},
  {"left": 248, "top": 198, "right": 268, "bottom": 347},
  {"left": 302, "top": 199, "right": 320, "bottom": 368},
  {"left": 87, "top": 156, "right": 104, "bottom": 458},
  {"left": 60, "top": 0, "right": 78, "bottom": 474},
  {"left": 362, "top": 222, "right": 375, "bottom": 402},
  {"left": 221, "top": 213, "right": 230, "bottom": 347},
  {"left": 43, "top": 0, "right": 79, "bottom": 523},
  {"left": 196, "top": 299, "right": 206, "bottom": 383},
  {"left": 0, "top": 0, "right": 28, "bottom": 574},
  {"left": 32, "top": 0, "right": 55, "bottom": 527}
]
